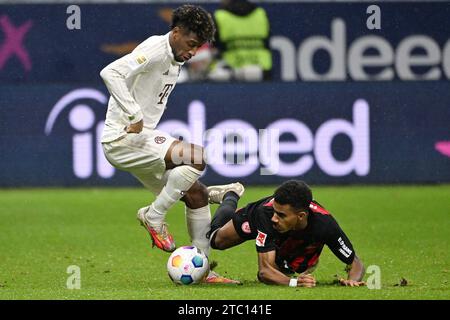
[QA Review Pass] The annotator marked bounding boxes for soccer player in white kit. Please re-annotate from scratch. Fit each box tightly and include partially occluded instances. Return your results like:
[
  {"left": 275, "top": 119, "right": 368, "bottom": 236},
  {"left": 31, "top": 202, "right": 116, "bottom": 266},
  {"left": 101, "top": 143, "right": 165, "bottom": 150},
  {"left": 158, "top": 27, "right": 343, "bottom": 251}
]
[{"left": 100, "top": 5, "right": 241, "bottom": 283}]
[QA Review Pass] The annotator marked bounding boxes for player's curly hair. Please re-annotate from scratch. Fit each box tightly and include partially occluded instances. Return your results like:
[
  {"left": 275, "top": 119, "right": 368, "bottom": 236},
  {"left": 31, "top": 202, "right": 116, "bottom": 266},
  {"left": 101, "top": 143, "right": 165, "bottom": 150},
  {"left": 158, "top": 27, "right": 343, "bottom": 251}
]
[
  {"left": 170, "top": 5, "right": 216, "bottom": 43},
  {"left": 274, "top": 180, "right": 313, "bottom": 211}
]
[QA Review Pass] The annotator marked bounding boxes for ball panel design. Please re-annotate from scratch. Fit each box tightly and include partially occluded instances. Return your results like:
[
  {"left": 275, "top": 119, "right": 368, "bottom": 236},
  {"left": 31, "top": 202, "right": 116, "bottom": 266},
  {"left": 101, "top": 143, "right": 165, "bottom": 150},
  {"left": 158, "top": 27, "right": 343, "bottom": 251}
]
[
  {"left": 167, "top": 246, "right": 210, "bottom": 285},
  {"left": 180, "top": 275, "right": 194, "bottom": 285},
  {"left": 191, "top": 255, "right": 203, "bottom": 268},
  {"left": 171, "top": 255, "right": 182, "bottom": 268}
]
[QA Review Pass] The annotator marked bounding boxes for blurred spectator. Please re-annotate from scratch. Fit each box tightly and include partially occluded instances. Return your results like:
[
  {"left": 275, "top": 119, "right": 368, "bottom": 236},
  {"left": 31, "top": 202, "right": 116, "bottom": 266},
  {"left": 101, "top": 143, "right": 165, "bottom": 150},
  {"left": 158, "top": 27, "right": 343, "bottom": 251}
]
[{"left": 210, "top": 0, "right": 272, "bottom": 82}]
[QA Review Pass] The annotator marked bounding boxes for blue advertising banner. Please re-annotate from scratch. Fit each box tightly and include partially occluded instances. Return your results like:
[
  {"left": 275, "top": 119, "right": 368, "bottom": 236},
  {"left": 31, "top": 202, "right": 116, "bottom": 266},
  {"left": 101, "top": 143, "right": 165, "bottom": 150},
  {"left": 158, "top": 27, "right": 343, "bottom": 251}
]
[
  {"left": 1, "top": 82, "right": 449, "bottom": 186},
  {"left": 0, "top": 2, "right": 449, "bottom": 83}
]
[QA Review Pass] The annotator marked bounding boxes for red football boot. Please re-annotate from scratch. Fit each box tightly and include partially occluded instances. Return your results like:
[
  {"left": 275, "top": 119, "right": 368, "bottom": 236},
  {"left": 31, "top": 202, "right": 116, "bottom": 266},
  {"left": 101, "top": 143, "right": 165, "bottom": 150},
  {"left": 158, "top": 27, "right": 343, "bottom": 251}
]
[{"left": 137, "top": 207, "right": 176, "bottom": 252}]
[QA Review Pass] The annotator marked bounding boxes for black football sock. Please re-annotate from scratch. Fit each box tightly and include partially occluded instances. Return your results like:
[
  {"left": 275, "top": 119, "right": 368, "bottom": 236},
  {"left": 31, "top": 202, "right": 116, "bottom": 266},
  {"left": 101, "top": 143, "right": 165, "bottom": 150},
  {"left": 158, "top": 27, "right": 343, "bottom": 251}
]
[
  {"left": 222, "top": 191, "right": 239, "bottom": 207},
  {"left": 207, "top": 191, "right": 240, "bottom": 240}
]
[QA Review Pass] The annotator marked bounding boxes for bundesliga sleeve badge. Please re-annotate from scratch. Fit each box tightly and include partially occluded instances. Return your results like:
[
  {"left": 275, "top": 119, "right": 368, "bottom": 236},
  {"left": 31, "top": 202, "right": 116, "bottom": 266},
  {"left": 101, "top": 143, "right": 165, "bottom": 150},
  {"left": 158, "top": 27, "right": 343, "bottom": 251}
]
[{"left": 256, "top": 230, "right": 267, "bottom": 247}]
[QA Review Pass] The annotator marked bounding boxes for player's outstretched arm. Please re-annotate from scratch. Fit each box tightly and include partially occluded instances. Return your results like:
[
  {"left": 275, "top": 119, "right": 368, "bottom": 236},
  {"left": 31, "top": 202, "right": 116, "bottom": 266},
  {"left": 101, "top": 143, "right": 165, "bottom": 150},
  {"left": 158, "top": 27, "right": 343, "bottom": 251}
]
[
  {"left": 257, "top": 251, "right": 316, "bottom": 288},
  {"left": 340, "top": 255, "right": 366, "bottom": 287},
  {"left": 100, "top": 54, "right": 146, "bottom": 130},
  {"left": 324, "top": 216, "right": 365, "bottom": 287}
]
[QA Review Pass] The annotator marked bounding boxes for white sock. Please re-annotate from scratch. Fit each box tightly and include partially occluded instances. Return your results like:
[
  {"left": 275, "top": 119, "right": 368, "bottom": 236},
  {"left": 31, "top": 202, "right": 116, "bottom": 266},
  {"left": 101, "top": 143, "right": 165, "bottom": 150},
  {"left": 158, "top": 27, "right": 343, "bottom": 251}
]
[
  {"left": 147, "top": 166, "right": 203, "bottom": 226},
  {"left": 185, "top": 205, "right": 211, "bottom": 257}
]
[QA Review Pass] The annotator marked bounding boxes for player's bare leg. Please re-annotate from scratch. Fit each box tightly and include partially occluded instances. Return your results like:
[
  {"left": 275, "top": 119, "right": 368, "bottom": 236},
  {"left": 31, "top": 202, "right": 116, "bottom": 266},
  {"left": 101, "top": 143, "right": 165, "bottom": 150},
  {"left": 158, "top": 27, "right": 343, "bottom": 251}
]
[
  {"left": 138, "top": 141, "right": 206, "bottom": 252},
  {"left": 191, "top": 188, "right": 243, "bottom": 284},
  {"left": 181, "top": 181, "right": 211, "bottom": 255},
  {"left": 180, "top": 182, "right": 240, "bottom": 284}
]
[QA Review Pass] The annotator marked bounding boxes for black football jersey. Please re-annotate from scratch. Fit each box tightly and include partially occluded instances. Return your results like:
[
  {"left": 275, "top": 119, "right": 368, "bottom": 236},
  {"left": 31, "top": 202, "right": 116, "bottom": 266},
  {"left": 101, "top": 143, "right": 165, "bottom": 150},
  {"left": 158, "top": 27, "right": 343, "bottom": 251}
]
[{"left": 243, "top": 197, "right": 356, "bottom": 274}]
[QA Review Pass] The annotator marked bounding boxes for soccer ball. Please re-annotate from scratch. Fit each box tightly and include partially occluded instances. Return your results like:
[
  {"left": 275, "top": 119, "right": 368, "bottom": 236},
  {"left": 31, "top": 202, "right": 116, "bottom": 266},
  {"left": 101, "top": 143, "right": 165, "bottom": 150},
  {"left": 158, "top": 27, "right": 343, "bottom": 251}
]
[{"left": 167, "top": 246, "right": 209, "bottom": 285}]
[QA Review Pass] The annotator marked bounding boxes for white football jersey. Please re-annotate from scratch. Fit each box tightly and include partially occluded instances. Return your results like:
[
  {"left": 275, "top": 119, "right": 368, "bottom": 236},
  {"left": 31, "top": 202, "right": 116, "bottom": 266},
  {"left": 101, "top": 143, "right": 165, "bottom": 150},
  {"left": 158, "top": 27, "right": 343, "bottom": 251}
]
[{"left": 100, "top": 32, "right": 184, "bottom": 143}]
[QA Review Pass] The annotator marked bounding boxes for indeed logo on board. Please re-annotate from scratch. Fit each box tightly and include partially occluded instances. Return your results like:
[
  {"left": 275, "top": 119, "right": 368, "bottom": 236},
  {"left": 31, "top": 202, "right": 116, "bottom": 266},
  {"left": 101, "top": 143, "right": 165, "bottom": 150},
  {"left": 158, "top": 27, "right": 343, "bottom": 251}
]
[
  {"left": 45, "top": 88, "right": 371, "bottom": 180},
  {"left": 44, "top": 88, "right": 115, "bottom": 179},
  {"left": 270, "top": 18, "right": 450, "bottom": 81},
  {"left": 158, "top": 99, "right": 370, "bottom": 178}
]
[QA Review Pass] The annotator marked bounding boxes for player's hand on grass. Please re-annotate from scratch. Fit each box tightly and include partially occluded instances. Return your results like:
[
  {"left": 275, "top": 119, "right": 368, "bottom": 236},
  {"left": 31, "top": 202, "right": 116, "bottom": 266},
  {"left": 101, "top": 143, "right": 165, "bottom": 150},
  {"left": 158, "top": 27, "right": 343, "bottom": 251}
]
[
  {"left": 126, "top": 120, "right": 143, "bottom": 133},
  {"left": 297, "top": 274, "right": 316, "bottom": 288},
  {"left": 339, "top": 279, "right": 366, "bottom": 287}
]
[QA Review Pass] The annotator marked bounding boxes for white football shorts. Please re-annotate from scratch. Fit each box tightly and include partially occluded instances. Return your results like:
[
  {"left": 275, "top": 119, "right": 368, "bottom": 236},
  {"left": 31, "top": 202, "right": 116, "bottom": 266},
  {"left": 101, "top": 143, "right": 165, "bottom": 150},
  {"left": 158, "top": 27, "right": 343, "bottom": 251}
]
[{"left": 102, "top": 129, "right": 176, "bottom": 194}]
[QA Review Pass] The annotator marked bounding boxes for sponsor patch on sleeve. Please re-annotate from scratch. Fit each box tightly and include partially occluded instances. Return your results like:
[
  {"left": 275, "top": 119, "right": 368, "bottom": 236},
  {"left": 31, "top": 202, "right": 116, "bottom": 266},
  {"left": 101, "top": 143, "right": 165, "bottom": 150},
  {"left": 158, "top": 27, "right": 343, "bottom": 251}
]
[
  {"left": 338, "top": 237, "right": 353, "bottom": 258},
  {"left": 136, "top": 55, "right": 147, "bottom": 65},
  {"left": 256, "top": 230, "right": 267, "bottom": 247},
  {"left": 127, "top": 53, "right": 147, "bottom": 70}
]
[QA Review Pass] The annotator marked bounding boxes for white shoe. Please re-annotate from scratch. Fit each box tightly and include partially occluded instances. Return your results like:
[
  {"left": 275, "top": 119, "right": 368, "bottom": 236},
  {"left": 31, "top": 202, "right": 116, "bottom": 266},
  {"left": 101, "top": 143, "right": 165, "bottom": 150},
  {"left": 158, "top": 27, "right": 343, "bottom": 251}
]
[{"left": 207, "top": 182, "right": 245, "bottom": 204}]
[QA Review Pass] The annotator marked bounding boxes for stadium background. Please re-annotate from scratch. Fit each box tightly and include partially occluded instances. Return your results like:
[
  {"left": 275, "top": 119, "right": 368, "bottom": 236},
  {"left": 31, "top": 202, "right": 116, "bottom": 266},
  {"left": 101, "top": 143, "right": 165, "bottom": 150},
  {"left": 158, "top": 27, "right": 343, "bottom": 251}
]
[
  {"left": 0, "top": 0, "right": 449, "bottom": 301},
  {"left": 1, "top": 0, "right": 449, "bottom": 186}
]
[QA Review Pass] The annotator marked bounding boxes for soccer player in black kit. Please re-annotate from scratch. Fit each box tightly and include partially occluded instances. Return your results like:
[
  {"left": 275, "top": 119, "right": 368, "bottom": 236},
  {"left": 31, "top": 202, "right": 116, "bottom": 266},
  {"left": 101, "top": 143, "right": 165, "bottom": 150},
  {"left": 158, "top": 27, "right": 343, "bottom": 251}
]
[{"left": 206, "top": 180, "right": 366, "bottom": 288}]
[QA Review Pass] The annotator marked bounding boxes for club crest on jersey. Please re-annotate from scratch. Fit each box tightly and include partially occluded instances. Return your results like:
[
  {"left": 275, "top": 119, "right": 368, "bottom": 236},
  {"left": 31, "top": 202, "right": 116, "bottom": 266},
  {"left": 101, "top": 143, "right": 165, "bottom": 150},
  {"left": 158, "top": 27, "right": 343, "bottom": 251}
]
[
  {"left": 154, "top": 136, "right": 166, "bottom": 144},
  {"left": 256, "top": 230, "right": 267, "bottom": 247},
  {"left": 241, "top": 221, "right": 251, "bottom": 234}
]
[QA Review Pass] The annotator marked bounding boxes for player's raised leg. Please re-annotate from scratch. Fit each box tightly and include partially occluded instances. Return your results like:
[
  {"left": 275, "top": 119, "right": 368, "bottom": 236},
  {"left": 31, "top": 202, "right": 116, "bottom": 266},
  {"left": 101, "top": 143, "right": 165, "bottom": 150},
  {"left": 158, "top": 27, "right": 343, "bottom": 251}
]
[
  {"left": 181, "top": 182, "right": 243, "bottom": 284},
  {"left": 138, "top": 141, "right": 206, "bottom": 252}
]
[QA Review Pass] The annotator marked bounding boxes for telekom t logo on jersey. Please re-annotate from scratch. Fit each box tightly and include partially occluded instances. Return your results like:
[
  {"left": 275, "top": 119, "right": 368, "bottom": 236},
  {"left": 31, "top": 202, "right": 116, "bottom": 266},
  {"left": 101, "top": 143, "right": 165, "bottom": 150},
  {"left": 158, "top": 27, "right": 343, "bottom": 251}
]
[
  {"left": 44, "top": 88, "right": 115, "bottom": 179},
  {"left": 158, "top": 83, "right": 174, "bottom": 104}
]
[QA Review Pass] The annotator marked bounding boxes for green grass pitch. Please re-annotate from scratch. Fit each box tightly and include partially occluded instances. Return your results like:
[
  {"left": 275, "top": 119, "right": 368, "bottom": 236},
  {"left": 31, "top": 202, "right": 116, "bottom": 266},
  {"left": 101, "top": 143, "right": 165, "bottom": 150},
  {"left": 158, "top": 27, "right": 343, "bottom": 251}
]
[{"left": 0, "top": 185, "right": 449, "bottom": 300}]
